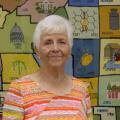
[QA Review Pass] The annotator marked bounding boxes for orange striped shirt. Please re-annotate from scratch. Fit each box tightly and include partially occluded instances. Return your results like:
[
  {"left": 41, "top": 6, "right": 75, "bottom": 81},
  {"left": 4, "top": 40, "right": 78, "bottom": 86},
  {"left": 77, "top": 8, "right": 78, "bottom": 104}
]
[{"left": 3, "top": 75, "right": 93, "bottom": 120}]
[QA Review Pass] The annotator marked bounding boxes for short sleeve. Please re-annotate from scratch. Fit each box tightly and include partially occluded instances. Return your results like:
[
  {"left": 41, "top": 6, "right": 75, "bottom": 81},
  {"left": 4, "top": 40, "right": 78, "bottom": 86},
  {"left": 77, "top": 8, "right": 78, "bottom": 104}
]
[
  {"left": 84, "top": 87, "right": 93, "bottom": 120},
  {"left": 2, "top": 81, "right": 24, "bottom": 120}
]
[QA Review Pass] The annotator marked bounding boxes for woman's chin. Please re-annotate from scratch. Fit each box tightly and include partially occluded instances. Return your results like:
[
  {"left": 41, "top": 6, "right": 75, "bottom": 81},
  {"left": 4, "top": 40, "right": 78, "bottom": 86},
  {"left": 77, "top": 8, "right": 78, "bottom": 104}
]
[{"left": 48, "top": 61, "right": 64, "bottom": 67}]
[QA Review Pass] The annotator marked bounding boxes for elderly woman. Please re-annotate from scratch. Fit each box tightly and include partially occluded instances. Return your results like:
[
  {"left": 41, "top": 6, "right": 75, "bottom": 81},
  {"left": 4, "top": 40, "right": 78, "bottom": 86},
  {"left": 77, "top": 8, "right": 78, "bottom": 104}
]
[{"left": 3, "top": 15, "right": 92, "bottom": 120}]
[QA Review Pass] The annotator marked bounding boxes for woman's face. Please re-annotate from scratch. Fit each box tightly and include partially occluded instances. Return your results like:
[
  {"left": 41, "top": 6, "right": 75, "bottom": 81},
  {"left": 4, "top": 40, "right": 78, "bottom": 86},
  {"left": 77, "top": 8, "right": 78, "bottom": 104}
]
[{"left": 37, "top": 33, "right": 71, "bottom": 67}]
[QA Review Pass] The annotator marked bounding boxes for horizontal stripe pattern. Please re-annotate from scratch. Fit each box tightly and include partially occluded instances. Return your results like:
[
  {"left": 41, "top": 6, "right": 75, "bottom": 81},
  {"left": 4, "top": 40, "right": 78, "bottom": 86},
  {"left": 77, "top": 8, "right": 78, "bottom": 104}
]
[{"left": 3, "top": 75, "right": 92, "bottom": 120}]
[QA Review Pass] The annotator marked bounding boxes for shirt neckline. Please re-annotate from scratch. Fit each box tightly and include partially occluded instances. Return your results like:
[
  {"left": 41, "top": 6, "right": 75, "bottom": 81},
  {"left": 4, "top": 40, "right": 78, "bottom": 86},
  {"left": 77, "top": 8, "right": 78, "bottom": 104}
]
[{"left": 25, "top": 75, "right": 75, "bottom": 96}]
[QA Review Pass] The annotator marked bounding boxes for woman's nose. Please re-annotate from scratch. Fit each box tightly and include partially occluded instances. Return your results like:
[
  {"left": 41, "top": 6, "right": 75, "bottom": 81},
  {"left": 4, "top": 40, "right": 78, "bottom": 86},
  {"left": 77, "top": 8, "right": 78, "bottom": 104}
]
[{"left": 53, "top": 42, "right": 59, "bottom": 50}]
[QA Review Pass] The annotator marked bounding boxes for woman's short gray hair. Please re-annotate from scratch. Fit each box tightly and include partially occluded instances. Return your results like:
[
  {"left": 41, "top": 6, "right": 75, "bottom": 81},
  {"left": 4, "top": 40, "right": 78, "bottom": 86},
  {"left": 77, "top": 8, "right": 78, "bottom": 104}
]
[{"left": 33, "top": 15, "right": 73, "bottom": 49}]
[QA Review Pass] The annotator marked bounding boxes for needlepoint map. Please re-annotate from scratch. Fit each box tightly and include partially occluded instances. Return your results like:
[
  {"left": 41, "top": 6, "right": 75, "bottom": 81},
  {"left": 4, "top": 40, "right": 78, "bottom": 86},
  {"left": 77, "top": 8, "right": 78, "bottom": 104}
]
[{"left": 0, "top": 0, "right": 120, "bottom": 119}]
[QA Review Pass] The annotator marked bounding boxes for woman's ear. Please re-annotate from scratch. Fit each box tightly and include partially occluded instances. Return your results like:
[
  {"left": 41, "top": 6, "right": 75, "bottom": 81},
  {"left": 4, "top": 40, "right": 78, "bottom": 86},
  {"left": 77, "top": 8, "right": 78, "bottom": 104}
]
[
  {"left": 69, "top": 48, "right": 72, "bottom": 56},
  {"left": 35, "top": 47, "right": 40, "bottom": 59}
]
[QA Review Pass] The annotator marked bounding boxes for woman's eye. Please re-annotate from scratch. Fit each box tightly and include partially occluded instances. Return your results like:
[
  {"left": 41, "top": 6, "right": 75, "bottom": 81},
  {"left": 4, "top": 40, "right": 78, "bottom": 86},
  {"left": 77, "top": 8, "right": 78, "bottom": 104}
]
[
  {"left": 44, "top": 40, "right": 53, "bottom": 45},
  {"left": 58, "top": 40, "right": 66, "bottom": 44}
]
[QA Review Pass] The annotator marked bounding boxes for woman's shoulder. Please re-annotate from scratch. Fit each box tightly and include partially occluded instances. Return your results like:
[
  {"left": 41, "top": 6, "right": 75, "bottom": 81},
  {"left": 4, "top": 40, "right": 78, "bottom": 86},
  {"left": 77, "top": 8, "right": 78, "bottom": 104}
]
[
  {"left": 9, "top": 74, "right": 42, "bottom": 95},
  {"left": 9, "top": 74, "right": 37, "bottom": 91},
  {"left": 72, "top": 76, "right": 90, "bottom": 92},
  {"left": 11, "top": 74, "right": 34, "bottom": 84}
]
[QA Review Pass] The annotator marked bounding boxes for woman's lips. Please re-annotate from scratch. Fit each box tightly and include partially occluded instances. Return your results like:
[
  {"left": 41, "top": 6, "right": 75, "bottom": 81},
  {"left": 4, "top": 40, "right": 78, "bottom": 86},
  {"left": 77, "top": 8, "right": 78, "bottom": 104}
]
[
  {"left": 48, "top": 56, "right": 62, "bottom": 59},
  {"left": 49, "top": 56, "right": 62, "bottom": 57},
  {"left": 48, "top": 54, "right": 62, "bottom": 57}
]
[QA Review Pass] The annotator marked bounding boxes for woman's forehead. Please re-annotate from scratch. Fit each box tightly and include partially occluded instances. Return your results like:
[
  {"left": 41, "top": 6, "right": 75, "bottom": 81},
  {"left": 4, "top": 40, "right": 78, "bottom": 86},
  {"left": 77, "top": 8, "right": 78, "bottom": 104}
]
[
  {"left": 42, "top": 25, "right": 67, "bottom": 34},
  {"left": 41, "top": 32, "right": 68, "bottom": 38}
]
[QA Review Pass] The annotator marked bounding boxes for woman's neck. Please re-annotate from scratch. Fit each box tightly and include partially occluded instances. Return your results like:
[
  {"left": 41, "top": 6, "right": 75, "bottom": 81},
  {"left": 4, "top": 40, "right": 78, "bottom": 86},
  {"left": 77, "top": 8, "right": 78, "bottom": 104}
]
[
  {"left": 38, "top": 65, "right": 67, "bottom": 83},
  {"left": 31, "top": 66, "right": 72, "bottom": 95}
]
